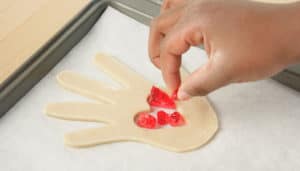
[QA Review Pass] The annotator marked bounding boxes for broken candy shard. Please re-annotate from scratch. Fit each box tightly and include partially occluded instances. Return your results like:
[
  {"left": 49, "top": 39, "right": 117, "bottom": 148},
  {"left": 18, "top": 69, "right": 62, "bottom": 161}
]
[
  {"left": 169, "top": 112, "right": 185, "bottom": 127},
  {"left": 157, "top": 110, "right": 169, "bottom": 125},
  {"left": 147, "top": 86, "right": 176, "bottom": 109},
  {"left": 136, "top": 112, "right": 156, "bottom": 129}
]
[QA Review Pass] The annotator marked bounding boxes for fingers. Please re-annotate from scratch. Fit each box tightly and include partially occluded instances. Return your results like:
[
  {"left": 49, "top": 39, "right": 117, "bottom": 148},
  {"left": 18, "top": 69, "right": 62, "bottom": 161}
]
[
  {"left": 46, "top": 102, "right": 117, "bottom": 124},
  {"left": 64, "top": 126, "right": 125, "bottom": 147},
  {"left": 57, "top": 71, "right": 122, "bottom": 103},
  {"left": 160, "top": 24, "right": 203, "bottom": 91},
  {"left": 148, "top": 6, "right": 183, "bottom": 68},
  {"left": 177, "top": 59, "right": 232, "bottom": 99}
]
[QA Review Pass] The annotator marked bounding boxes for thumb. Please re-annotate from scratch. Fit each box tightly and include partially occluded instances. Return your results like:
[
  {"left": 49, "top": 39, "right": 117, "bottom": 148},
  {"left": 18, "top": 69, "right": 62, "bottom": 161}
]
[{"left": 177, "top": 60, "right": 231, "bottom": 100}]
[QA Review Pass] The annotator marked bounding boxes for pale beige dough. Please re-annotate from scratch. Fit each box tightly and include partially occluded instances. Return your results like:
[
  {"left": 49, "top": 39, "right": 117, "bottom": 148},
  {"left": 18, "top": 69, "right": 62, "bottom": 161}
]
[{"left": 45, "top": 54, "right": 218, "bottom": 152}]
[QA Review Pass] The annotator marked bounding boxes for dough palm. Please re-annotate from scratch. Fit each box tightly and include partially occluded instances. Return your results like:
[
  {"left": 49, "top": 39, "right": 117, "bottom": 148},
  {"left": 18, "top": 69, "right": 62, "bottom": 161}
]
[{"left": 46, "top": 54, "right": 218, "bottom": 152}]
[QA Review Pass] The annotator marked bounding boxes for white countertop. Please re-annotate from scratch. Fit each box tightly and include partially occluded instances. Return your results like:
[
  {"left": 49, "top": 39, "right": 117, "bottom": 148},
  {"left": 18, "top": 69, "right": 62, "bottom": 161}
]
[{"left": 0, "top": 7, "right": 300, "bottom": 171}]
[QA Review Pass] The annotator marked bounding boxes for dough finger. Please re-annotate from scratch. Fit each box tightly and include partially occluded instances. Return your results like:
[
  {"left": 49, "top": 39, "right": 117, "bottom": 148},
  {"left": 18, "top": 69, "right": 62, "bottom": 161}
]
[
  {"left": 57, "top": 71, "right": 123, "bottom": 103},
  {"left": 94, "top": 54, "right": 151, "bottom": 89},
  {"left": 64, "top": 126, "right": 126, "bottom": 147},
  {"left": 45, "top": 102, "right": 117, "bottom": 124}
]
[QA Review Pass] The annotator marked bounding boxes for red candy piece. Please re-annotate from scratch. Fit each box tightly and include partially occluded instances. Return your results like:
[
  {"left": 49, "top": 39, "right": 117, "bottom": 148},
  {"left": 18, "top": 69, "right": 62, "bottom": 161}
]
[
  {"left": 169, "top": 112, "right": 185, "bottom": 127},
  {"left": 136, "top": 112, "right": 156, "bottom": 129},
  {"left": 147, "top": 86, "right": 176, "bottom": 109},
  {"left": 157, "top": 110, "right": 169, "bottom": 125}
]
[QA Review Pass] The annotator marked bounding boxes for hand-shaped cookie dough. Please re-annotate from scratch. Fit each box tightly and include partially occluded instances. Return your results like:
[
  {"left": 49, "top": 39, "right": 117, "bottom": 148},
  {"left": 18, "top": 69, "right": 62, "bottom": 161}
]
[{"left": 45, "top": 54, "right": 218, "bottom": 152}]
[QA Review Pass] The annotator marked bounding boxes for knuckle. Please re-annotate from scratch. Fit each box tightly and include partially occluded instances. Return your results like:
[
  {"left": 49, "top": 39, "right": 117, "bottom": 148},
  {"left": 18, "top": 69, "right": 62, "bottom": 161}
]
[
  {"left": 150, "top": 56, "right": 159, "bottom": 64},
  {"left": 166, "top": 67, "right": 180, "bottom": 76},
  {"left": 162, "top": 0, "right": 171, "bottom": 9},
  {"left": 189, "top": 84, "right": 210, "bottom": 97},
  {"left": 196, "top": 87, "right": 210, "bottom": 96},
  {"left": 180, "top": 80, "right": 210, "bottom": 97}
]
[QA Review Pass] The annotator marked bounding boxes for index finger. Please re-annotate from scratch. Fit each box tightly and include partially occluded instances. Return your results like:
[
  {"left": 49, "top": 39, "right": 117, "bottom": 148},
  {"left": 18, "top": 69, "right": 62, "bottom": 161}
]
[
  {"left": 148, "top": 6, "right": 183, "bottom": 68},
  {"left": 160, "top": 23, "right": 203, "bottom": 91}
]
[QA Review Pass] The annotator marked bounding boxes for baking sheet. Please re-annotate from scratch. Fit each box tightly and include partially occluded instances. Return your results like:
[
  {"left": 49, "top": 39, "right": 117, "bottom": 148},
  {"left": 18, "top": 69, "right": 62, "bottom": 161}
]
[
  {"left": 0, "top": 7, "right": 300, "bottom": 171},
  {"left": 0, "top": 0, "right": 89, "bottom": 84}
]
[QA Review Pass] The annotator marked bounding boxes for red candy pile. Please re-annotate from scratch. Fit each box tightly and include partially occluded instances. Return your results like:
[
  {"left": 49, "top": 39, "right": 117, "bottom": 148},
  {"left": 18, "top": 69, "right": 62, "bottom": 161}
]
[
  {"left": 135, "top": 112, "right": 156, "bottom": 129},
  {"left": 136, "top": 111, "right": 185, "bottom": 129},
  {"left": 147, "top": 86, "right": 176, "bottom": 109},
  {"left": 135, "top": 86, "right": 185, "bottom": 129},
  {"left": 168, "top": 112, "right": 185, "bottom": 126},
  {"left": 157, "top": 111, "right": 169, "bottom": 125}
]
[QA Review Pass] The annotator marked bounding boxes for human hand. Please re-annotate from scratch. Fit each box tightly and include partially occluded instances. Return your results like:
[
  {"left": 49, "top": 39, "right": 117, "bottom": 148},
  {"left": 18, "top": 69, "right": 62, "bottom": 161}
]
[{"left": 149, "top": 0, "right": 300, "bottom": 100}]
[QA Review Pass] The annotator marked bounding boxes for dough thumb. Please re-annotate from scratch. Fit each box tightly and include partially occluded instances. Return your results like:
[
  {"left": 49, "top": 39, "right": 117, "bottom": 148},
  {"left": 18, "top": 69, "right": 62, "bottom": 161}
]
[{"left": 178, "top": 60, "right": 230, "bottom": 99}]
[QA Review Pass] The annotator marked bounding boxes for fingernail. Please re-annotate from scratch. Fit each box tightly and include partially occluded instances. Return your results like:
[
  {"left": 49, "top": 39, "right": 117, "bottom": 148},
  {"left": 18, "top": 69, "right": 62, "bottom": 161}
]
[{"left": 177, "top": 90, "right": 191, "bottom": 101}]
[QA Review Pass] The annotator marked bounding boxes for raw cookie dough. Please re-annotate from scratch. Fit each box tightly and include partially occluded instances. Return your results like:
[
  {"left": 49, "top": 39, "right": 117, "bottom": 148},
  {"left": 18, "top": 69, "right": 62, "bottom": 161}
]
[{"left": 45, "top": 54, "right": 218, "bottom": 152}]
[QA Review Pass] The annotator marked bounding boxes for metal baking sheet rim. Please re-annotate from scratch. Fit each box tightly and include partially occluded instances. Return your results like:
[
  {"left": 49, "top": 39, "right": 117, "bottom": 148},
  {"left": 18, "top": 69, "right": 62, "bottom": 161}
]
[{"left": 0, "top": 0, "right": 299, "bottom": 117}]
